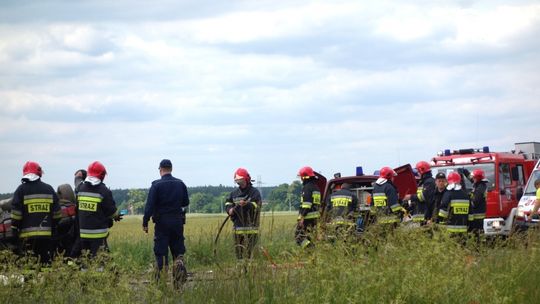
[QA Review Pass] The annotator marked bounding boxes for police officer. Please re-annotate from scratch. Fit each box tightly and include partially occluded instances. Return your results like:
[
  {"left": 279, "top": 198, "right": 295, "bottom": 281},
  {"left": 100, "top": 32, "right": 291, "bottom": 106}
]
[
  {"left": 372, "top": 166, "right": 402, "bottom": 227},
  {"left": 225, "top": 168, "right": 262, "bottom": 260},
  {"left": 326, "top": 183, "right": 358, "bottom": 239},
  {"left": 295, "top": 166, "right": 321, "bottom": 248},
  {"left": 438, "top": 172, "right": 470, "bottom": 236},
  {"left": 430, "top": 172, "right": 447, "bottom": 223},
  {"left": 11, "top": 161, "right": 62, "bottom": 264},
  {"left": 143, "top": 159, "right": 189, "bottom": 286},
  {"left": 466, "top": 169, "right": 488, "bottom": 234},
  {"left": 76, "top": 161, "right": 118, "bottom": 257},
  {"left": 404, "top": 161, "right": 436, "bottom": 225}
]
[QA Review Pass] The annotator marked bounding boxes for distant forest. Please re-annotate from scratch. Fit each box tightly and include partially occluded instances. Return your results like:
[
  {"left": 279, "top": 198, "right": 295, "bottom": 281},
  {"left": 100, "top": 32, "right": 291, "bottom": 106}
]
[{"left": 0, "top": 182, "right": 303, "bottom": 214}]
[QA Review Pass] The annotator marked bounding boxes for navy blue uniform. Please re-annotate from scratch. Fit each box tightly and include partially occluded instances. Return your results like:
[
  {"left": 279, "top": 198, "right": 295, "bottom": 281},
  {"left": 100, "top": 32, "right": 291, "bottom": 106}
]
[
  {"left": 410, "top": 172, "right": 436, "bottom": 223},
  {"left": 76, "top": 181, "right": 117, "bottom": 256},
  {"left": 143, "top": 173, "right": 189, "bottom": 273},
  {"left": 11, "top": 178, "right": 62, "bottom": 263},
  {"left": 469, "top": 180, "right": 487, "bottom": 232},
  {"left": 372, "top": 179, "right": 402, "bottom": 225},
  {"left": 438, "top": 186, "right": 470, "bottom": 234}
]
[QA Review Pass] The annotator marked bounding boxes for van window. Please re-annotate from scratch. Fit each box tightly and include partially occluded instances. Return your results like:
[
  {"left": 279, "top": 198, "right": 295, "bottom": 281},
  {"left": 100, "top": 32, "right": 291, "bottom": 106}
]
[
  {"left": 524, "top": 170, "right": 540, "bottom": 195},
  {"left": 499, "top": 163, "right": 511, "bottom": 189}
]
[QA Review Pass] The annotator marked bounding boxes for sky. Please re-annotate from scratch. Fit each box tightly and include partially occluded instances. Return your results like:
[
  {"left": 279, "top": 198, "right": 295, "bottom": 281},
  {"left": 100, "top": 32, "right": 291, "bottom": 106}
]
[{"left": 1, "top": 0, "right": 540, "bottom": 193}]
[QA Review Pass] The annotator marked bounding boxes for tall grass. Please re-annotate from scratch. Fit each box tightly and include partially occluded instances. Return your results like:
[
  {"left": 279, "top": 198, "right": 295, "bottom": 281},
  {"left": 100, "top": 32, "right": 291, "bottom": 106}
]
[{"left": 1, "top": 213, "right": 540, "bottom": 303}]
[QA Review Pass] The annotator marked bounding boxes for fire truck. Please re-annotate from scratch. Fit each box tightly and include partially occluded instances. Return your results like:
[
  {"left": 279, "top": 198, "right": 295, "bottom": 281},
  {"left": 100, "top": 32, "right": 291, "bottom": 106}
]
[{"left": 430, "top": 142, "right": 539, "bottom": 236}]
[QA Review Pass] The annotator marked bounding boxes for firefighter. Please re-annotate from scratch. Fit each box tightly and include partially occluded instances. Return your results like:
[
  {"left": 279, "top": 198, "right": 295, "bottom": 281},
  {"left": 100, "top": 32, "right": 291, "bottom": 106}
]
[
  {"left": 225, "top": 168, "right": 262, "bottom": 260},
  {"left": 466, "top": 169, "right": 488, "bottom": 234},
  {"left": 74, "top": 169, "right": 87, "bottom": 188},
  {"left": 431, "top": 172, "right": 447, "bottom": 223},
  {"left": 371, "top": 167, "right": 402, "bottom": 227},
  {"left": 326, "top": 183, "right": 358, "bottom": 239},
  {"left": 10, "top": 161, "right": 62, "bottom": 264},
  {"left": 403, "top": 161, "right": 436, "bottom": 225},
  {"left": 76, "top": 161, "right": 119, "bottom": 257},
  {"left": 295, "top": 166, "right": 321, "bottom": 248},
  {"left": 438, "top": 172, "right": 470, "bottom": 237},
  {"left": 143, "top": 159, "right": 189, "bottom": 285}
]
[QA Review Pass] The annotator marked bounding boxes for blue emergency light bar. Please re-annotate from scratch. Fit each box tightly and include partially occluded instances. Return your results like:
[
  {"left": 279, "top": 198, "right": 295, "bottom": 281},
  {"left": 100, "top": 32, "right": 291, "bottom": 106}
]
[
  {"left": 356, "top": 166, "right": 364, "bottom": 176},
  {"left": 439, "top": 146, "right": 490, "bottom": 156}
]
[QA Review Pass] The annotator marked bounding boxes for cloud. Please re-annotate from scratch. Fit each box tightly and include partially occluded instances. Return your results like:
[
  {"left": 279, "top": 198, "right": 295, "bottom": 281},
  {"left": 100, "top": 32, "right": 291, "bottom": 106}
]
[{"left": 0, "top": 0, "right": 539, "bottom": 192}]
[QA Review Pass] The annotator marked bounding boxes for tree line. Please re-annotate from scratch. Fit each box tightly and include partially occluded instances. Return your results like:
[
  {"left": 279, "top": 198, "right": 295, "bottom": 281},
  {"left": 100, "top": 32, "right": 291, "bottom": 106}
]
[
  {"left": 1, "top": 181, "right": 303, "bottom": 214},
  {"left": 113, "top": 181, "right": 303, "bottom": 214}
]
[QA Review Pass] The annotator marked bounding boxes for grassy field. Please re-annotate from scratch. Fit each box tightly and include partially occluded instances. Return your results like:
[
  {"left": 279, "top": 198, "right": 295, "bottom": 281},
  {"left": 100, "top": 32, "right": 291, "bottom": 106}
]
[{"left": 2, "top": 212, "right": 540, "bottom": 303}]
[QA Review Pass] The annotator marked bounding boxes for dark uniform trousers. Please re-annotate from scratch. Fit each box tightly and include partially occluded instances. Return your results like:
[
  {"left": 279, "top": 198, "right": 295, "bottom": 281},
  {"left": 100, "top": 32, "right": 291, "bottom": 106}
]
[{"left": 154, "top": 215, "right": 185, "bottom": 270}]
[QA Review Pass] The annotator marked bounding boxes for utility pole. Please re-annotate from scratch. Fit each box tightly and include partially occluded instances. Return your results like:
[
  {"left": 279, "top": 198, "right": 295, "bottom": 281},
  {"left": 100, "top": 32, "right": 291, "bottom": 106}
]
[{"left": 257, "top": 175, "right": 263, "bottom": 200}]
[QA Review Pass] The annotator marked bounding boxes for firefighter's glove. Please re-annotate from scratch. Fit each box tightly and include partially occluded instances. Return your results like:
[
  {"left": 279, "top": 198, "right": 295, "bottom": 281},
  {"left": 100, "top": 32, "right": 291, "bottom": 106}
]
[{"left": 113, "top": 214, "right": 123, "bottom": 222}]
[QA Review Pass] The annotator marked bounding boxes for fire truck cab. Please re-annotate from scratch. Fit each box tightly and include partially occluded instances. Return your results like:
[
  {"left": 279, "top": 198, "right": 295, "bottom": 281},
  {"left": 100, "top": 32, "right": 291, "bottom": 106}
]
[{"left": 430, "top": 142, "right": 538, "bottom": 236}]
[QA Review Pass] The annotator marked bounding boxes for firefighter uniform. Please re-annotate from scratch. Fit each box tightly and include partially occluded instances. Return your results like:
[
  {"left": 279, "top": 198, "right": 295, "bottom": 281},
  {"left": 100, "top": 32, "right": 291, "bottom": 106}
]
[
  {"left": 468, "top": 180, "right": 487, "bottom": 232},
  {"left": 438, "top": 186, "right": 470, "bottom": 234},
  {"left": 296, "top": 178, "right": 321, "bottom": 248},
  {"left": 11, "top": 177, "right": 62, "bottom": 263},
  {"left": 225, "top": 184, "right": 262, "bottom": 259},
  {"left": 76, "top": 181, "right": 117, "bottom": 256},
  {"left": 143, "top": 159, "right": 189, "bottom": 283},
  {"left": 409, "top": 172, "right": 436, "bottom": 224},
  {"left": 372, "top": 179, "right": 402, "bottom": 225},
  {"left": 326, "top": 186, "right": 358, "bottom": 237},
  {"left": 431, "top": 187, "right": 447, "bottom": 223}
]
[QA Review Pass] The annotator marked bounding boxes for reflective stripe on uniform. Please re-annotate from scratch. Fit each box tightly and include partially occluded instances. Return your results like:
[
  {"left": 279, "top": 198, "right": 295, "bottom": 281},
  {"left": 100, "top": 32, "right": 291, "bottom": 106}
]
[
  {"left": 19, "top": 226, "right": 52, "bottom": 238},
  {"left": 234, "top": 226, "right": 259, "bottom": 234},
  {"left": 23, "top": 194, "right": 53, "bottom": 205},
  {"left": 417, "top": 187, "right": 424, "bottom": 202},
  {"left": 24, "top": 194, "right": 53, "bottom": 214},
  {"left": 373, "top": 193, "right": 387, "bottom": 207},
  {"left": 304, "top": 211, "right": 320, "bottom": 220},
  {"left": 80, "top": 228, "right": 109, "bottom": 239},
  {"left": 301, "top": 201, "right": 313, "bottom": 209},
  {"left": 450, "top": 200, "right": 469, "bottom": 215},
  {"left": 390, "top": 203, "right": 402, "bottom": 213},
  {"left": 11, "top": 210, "right": 22, "bottom": 220},
  {"left": 469, "top": 213, "right": 485, "bottom": 221},
  {"left": 445, "top": 225, "right": 467, "bottom": 233},
  {"left": 412, "top": 214, "right": 425, "bottom": 223},
  {"left": 251, "top": 202, "right": 258, "bottom": 209},
  {"left": 313, "top": 191, "right": 321, "bottom": 205},
  {"left": 438, "top": 209, "right": 449, "bottom": 218},
  {"left": 331, "top": 195, "right": 352, "bottom": 207},
  {"left": 78, "top": 192, "right": 103, "bottom": 212}
]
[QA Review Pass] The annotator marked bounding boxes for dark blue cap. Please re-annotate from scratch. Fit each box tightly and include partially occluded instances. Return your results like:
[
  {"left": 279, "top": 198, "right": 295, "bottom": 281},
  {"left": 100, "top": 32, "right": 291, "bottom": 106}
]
[{"left": 159, "top": 159, "right": 172, "bottom": 168}]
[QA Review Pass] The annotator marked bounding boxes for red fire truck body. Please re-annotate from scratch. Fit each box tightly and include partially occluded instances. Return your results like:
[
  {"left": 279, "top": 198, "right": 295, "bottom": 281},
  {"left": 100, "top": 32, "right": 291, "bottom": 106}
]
[{"left": 430, "top": 145, "right": 537, "bottom": 235}]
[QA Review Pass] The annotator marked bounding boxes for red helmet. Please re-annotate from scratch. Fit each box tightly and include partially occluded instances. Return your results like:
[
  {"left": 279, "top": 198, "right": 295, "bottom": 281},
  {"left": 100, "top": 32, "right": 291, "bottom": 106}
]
[
  {"left": 88, "top": 161, "right": 107, "bottom": 180},
  {"left": 234, "top": 168, "right": 251, "bottom": 182},
  {"left": 415, "top": 161, "right": 431, "bottom": 175},
  {"left": 379, "top": 167, "right": 397, "bottom": 180},
  {"left": 472, "top": 169, "right": 485, "bottom": 182},
  {"left": 23, "top": 161, "right": 42, "bottom": 177},
  {"left": 447, "top": 172, "right": 461, "bottom": 184},
  {"left": 298, "top": 166, "right": 315, "bottom": 179}
]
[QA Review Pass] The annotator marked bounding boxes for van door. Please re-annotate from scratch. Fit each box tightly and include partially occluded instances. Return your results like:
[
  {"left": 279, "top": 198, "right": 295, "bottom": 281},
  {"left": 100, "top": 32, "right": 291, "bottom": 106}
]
[
  {"left": 498, "top": 163, "right": 514, "bottom": 217},
  {"left": 393, "top": 164, "right": 418, "bottom": 200}
]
